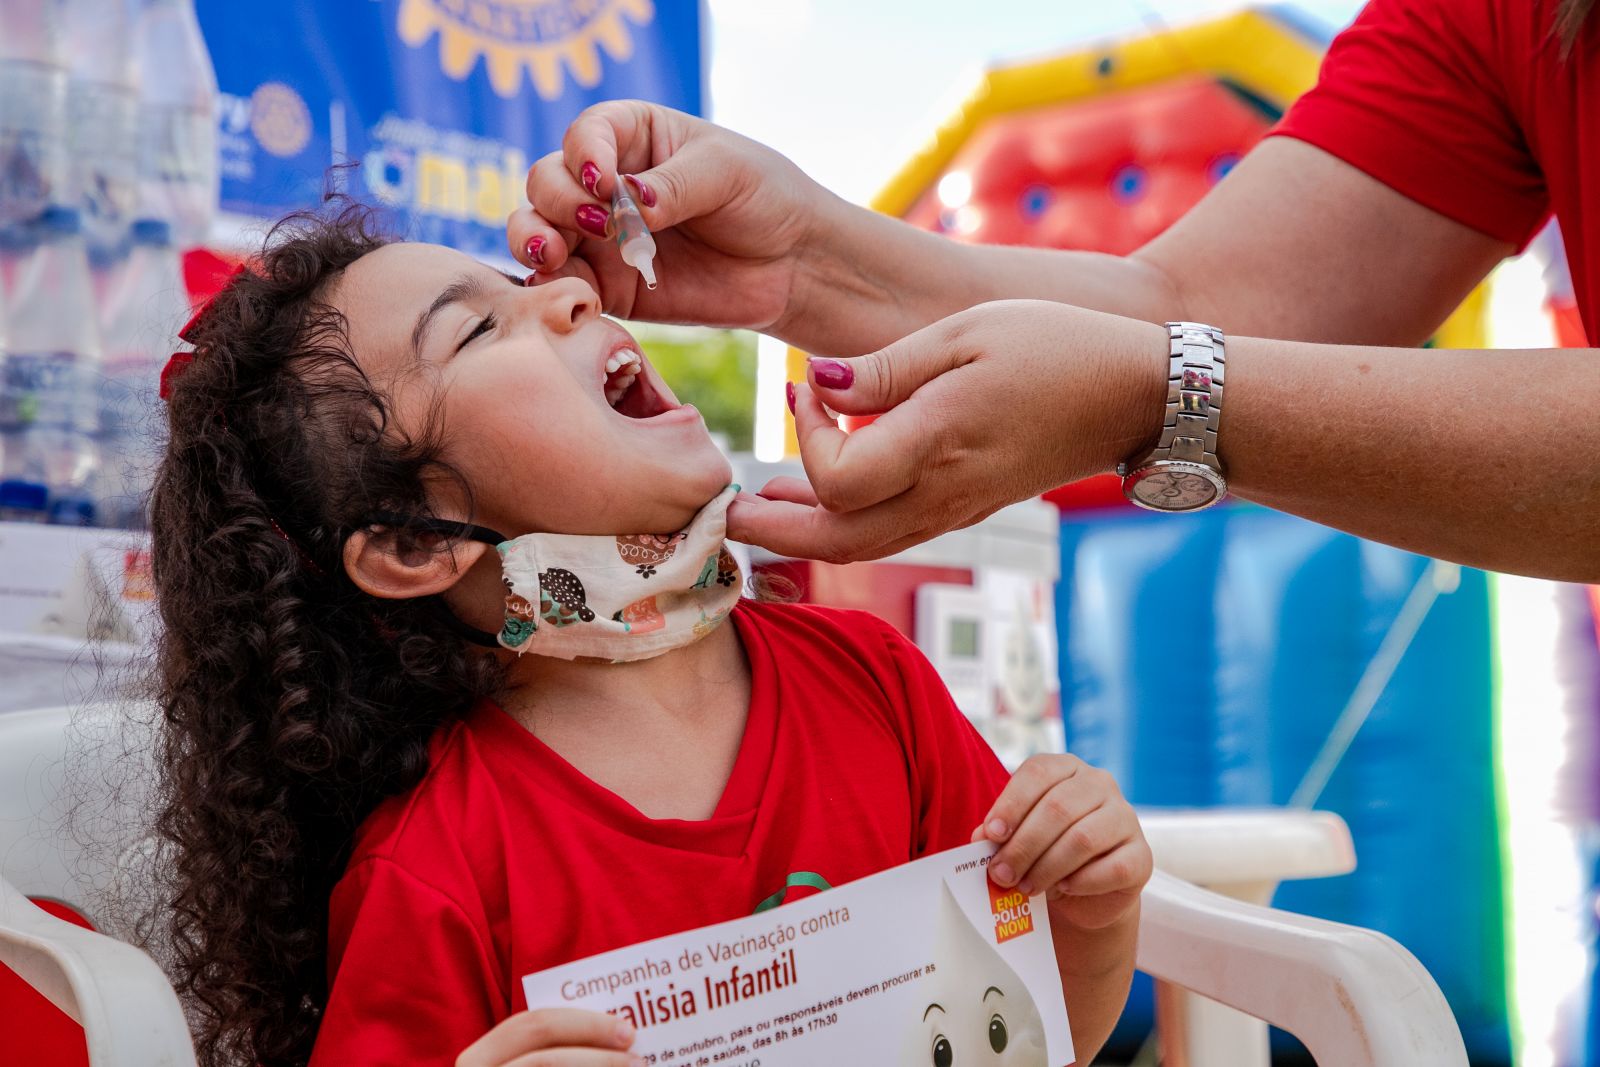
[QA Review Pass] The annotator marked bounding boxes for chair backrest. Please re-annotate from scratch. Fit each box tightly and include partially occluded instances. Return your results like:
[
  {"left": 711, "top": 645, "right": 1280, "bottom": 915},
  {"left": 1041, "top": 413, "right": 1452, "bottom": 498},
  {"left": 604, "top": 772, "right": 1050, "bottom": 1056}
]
[
  {"left": 1139, "top": 871, "right": 1469, "bottom": 1066},
  {"left": 0, "top": 871, "right": 196, "bottom": 1066},
  {"left": 0, "top": 702, "right": 189, "bottom": 1064},
  {"left": 2, "top": 704, "right": 84, "bottom": 905},
  {"left": 0, "top": 702, "right": 158, "bottom": 912}
]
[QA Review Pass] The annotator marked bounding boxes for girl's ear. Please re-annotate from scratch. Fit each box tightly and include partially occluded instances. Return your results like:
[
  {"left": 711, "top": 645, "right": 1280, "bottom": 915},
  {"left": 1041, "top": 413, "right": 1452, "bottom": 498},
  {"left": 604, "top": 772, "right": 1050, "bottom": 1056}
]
[{"left": 342, "top": 528, "right": 493, "bottom": 600}]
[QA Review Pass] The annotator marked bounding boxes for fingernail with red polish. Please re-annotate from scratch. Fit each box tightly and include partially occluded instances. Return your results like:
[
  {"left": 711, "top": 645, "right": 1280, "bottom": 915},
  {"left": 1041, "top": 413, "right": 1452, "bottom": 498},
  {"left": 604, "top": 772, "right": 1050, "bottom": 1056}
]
[
  {"left": 524, "top": 236, "right": 545, "bottom": 267},
  {"left": 580, "top": 161, "right": 601, "bottom": 196},
  {"left": 575, "top": 203, "right": 610, "bottom": 237},
  {"left": 810, "top": 358, "right": 854, "bottom": 390},
  {"left": 786, "top": 382, "right": 796, "bottom": 415},
  {"left": 523, "top": 272, "right": 540, "bottom": 287},
  {"left": 623, "top": 173, "right": 657, "bottom": 208}
]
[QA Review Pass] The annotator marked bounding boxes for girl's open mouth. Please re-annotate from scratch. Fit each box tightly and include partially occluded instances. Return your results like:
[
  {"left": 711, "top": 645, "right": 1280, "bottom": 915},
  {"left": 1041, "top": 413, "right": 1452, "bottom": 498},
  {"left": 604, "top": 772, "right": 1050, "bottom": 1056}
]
[{"left": 601, "top": 344, "right": 688, "bottom": 421}]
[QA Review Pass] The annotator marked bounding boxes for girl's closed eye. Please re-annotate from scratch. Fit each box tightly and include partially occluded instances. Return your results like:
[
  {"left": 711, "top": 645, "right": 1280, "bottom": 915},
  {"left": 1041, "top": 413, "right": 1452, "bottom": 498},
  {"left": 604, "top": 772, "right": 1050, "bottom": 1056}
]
[{"left": 457, "top": 311, "right": 497, "bottom": 352}]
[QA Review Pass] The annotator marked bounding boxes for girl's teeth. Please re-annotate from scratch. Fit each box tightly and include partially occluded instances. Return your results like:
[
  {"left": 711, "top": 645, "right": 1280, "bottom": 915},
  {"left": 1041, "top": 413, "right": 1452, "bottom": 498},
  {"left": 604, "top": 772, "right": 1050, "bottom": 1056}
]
[
  {"left": 606, "top": 367, "right": 640, "bottom": 406},
  {"left": 604, "top": 350, "right": 643, "bottom": 409}
]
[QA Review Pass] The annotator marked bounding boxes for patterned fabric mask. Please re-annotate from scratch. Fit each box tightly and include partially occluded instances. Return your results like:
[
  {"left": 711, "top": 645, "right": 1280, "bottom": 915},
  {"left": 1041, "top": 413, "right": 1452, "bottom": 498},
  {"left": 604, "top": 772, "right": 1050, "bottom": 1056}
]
[{"left": 492, "top": 484, "right": 742, "bottom": 662}]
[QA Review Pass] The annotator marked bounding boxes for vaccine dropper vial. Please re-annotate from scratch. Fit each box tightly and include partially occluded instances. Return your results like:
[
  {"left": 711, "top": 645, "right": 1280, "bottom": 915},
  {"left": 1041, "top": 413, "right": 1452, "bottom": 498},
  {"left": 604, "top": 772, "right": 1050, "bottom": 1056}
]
[{"left": 610, "top": 182, "right": 657, "bottom": 290}]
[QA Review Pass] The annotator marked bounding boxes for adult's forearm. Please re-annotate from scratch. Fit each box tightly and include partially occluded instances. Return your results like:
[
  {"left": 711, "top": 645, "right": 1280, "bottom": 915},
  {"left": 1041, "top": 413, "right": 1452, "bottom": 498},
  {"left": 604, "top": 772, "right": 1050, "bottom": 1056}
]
[
  {"left": 780, "top": 193, "right": 1180, "bottom": 356},
  {"left": 777, "top": 139, "right": 1513, "bottom": 358},
  {"left": 1225, "top": 337, "right": 1600, "bottom": 583}
]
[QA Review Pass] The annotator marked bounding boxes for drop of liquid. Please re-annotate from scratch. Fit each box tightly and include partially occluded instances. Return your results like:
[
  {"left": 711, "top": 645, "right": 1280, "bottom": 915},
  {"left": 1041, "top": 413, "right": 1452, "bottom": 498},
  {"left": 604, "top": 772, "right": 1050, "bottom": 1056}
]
[{"left": 645, "top": 280, "right": 659, "bottom": 290}]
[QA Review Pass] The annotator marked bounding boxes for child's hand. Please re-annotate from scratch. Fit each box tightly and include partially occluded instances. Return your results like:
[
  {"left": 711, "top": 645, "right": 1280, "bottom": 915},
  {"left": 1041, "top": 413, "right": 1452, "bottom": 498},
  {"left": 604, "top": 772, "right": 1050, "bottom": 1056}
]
[
  {"left": 457, "top": 1008, "right": 643, "bottom": 1067},
  {"left": 972, "top": 754, "right": 1153, "bottom": 931}
]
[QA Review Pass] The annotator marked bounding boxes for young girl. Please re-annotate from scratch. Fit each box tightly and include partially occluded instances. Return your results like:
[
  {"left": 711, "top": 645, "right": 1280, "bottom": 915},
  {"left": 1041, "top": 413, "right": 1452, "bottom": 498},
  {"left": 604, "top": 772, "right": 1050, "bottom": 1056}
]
[{"left": 150, "top": 203, "right": 1150, "bottom": 1067}]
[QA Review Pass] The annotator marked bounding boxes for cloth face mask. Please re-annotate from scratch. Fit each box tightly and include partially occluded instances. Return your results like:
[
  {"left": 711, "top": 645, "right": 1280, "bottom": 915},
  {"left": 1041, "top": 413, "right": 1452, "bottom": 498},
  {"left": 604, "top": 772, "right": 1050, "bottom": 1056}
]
[{"left": 492, "top": 484, "right": 742, "bottom": 662}]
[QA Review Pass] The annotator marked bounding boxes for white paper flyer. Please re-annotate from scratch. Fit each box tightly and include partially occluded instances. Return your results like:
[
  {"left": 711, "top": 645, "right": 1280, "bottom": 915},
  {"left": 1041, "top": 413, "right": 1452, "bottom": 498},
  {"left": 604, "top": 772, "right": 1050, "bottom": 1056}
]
[{"left": 522, "top": 841, "right": 1075, "bottom": 1067}]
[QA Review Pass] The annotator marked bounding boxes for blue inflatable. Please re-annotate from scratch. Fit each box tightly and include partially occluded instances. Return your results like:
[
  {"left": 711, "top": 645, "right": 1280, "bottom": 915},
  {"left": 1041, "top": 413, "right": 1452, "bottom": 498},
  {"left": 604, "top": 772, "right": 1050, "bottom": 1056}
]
[{"left": 1056, "top": 504, "right": 1509, "bottom": 1062}]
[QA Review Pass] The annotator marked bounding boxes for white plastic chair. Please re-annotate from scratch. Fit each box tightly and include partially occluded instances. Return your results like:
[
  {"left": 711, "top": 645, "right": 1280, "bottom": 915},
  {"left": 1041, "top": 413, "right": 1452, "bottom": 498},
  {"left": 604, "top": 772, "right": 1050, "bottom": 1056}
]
[
  {"left": 1, "top": 703, "right": 1467, "bottom": 1065},
  {"left": 1, "top": 700, "right": 192, "bottom": 1065},
  {"left": 0, "top": 873, "right": 196, "bottom": 1066},
  {"left": 1141, "top": 808, "right": 1372, "bottom": 1065},
  {"left": 1140, "top": 870, "right": 1467, "bottom": 1066}
]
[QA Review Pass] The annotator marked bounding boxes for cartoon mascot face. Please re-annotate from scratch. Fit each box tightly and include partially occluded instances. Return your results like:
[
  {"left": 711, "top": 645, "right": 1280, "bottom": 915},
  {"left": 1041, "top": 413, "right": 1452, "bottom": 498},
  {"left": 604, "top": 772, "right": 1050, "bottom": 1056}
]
[{"left": 902, "top": 885, "right": 1048, "bottom": 1067}]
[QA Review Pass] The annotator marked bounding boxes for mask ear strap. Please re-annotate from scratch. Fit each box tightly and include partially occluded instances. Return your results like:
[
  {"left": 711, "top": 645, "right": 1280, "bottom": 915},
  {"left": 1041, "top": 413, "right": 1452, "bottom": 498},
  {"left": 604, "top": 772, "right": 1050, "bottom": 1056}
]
[
  {"left": 361, "top": 510, "right": 508, "bottom": 649},
  {"left": 438, "top": 606, "right": 502, "bottom": 648},
  {"left": 364, "top": 510, "right": 507, "bottom": 546}
]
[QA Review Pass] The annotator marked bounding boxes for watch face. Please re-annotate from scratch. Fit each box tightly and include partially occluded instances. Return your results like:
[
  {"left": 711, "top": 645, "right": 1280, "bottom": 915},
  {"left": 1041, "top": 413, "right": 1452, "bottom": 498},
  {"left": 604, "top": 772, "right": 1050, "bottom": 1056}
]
[{"left": 1129, "top": 467, "right": 1220, "bottom": 511}]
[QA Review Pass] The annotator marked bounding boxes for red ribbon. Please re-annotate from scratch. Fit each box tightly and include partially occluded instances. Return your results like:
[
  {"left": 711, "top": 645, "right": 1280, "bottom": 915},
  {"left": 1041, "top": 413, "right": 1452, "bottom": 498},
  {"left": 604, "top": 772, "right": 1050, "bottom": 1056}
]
[
  {"left": 157, "top": 351, "right": 194, "bottom": 401},
  {"left": 160, "top": 263, "right": 247, "bottom": 403}
]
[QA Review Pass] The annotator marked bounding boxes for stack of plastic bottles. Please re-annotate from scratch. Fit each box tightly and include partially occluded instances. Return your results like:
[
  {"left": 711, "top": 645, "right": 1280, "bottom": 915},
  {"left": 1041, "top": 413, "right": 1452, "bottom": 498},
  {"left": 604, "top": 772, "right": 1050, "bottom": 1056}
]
[{"left": 0, "top": 0, "right": 217, "bottom": 529}]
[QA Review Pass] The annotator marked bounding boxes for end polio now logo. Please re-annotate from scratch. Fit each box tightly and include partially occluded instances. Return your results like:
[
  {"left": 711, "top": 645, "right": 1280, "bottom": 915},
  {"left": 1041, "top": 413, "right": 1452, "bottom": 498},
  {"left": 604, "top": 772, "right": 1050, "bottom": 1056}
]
[
  {"left": 988, "top": 878, "right": 1036, "bottom": 944},
  {"left": 397, "top": 0, "right": 656, "bottom": 100}
]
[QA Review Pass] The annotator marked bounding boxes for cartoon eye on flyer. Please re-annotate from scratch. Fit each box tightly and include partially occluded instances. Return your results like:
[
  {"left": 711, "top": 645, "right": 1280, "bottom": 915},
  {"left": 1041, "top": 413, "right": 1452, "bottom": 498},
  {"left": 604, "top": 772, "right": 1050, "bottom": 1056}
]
[
  {"left": 522, "top": 842, "right": 1074, "bottom": 1067},
  {"left": 901, "top": 883, "right": 1050, "bottom": 1067}
]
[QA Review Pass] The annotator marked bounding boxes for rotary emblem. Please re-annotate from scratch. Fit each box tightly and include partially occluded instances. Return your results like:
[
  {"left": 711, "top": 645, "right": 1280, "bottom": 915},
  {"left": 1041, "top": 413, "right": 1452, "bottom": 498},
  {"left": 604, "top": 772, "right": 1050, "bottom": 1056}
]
[
  {"left": 249, "top": 82, "right": 311, "bottom": 159},
  {"left": 397, "top": 0, "right": 655, "bottom": 100}
]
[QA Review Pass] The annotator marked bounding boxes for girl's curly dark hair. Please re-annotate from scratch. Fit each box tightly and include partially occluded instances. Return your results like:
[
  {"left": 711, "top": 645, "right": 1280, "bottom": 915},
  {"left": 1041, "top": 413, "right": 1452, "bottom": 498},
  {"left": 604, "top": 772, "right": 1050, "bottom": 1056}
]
[{"left": 150, "top": 201, "right": 501, "bottom": 1067}]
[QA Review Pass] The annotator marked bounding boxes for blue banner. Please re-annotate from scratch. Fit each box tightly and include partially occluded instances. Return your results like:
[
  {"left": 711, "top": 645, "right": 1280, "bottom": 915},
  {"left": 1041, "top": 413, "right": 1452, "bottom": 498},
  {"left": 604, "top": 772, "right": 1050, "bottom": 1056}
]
[{"left": 197, "top": 0, "right": 704, "bottom": 256}]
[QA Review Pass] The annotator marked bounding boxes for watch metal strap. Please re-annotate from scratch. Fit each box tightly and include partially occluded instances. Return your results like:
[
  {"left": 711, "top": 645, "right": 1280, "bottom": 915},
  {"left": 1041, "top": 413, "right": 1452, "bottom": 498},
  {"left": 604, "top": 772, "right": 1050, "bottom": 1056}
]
[{"left": 1126, "top": 322, "right": 1225, "bottom": 472}]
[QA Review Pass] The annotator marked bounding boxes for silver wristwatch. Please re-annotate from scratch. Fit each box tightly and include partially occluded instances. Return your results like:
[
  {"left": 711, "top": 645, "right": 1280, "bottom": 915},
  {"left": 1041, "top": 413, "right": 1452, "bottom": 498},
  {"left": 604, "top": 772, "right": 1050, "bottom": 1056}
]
[{"left": 1117, "top": 322, "right": 1228, "bottom": 512}]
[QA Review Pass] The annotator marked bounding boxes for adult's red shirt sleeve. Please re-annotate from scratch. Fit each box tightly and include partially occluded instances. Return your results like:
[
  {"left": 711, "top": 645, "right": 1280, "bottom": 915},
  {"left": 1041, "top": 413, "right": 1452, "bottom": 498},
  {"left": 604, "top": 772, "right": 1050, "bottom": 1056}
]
[
  {"left": 873, "top": 615, "right": 1011, "bottom": 855},
  {"left": 310, "top": 857, "right": 506, "bottom": 1066},
  {"left": 1271, "top": 0, "right": 1549, "bottom": 247}
]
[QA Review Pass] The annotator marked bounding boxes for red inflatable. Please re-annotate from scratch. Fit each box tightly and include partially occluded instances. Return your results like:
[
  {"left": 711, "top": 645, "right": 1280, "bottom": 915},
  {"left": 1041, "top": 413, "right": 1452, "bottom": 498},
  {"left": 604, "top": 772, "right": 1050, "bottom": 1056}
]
[{"left": 904, "top": 76, "right": 1270, "bottom": 257}]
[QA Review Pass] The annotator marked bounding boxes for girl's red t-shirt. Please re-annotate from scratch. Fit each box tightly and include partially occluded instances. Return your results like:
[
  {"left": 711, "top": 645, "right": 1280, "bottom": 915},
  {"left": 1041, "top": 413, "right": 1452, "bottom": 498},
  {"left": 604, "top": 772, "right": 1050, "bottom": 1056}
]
[
  {"left": 307, "top": 601, "right": 1010, "bottom": 1066},
  {"left": 1272, "top": 0, "right": 1599, "bottom": 343}
]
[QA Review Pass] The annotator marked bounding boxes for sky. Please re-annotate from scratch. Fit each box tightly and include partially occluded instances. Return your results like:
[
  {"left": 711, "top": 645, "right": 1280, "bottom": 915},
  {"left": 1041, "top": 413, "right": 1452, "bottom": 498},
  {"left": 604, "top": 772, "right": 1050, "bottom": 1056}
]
[{"left": 702, "top": 0, "right": 1368, "bottom": 206}]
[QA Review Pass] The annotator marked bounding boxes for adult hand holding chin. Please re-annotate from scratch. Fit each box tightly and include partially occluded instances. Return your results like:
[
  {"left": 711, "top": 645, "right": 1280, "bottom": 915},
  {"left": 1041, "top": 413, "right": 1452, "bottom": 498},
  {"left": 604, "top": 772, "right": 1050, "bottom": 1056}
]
[{"left": 727, "top": 301, "right": 1169, "bottom": 563}]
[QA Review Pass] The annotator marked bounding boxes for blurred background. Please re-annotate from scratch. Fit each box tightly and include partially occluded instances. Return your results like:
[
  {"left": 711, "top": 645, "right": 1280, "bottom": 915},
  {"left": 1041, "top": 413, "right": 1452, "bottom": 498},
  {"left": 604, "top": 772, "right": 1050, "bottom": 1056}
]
[{"left": 0, "top": 1, "right": 1595, "bottom": 1065}]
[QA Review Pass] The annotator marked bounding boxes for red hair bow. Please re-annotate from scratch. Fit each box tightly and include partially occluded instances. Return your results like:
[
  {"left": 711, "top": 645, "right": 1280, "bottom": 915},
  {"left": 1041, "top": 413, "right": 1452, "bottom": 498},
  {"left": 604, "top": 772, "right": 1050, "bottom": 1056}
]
[{"left": 159, "top": 263, "right": 246, "bottom": 401}]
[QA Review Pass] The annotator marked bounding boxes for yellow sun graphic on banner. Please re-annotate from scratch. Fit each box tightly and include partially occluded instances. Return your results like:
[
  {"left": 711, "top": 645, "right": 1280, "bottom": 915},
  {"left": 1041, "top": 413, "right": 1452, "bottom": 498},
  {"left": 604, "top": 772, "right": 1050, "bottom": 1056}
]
[{"left": 398, "top": 0, "right": 655, "bottom": 101}]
